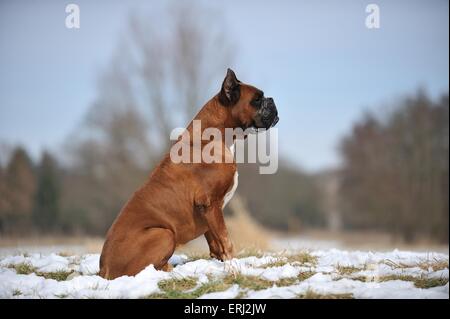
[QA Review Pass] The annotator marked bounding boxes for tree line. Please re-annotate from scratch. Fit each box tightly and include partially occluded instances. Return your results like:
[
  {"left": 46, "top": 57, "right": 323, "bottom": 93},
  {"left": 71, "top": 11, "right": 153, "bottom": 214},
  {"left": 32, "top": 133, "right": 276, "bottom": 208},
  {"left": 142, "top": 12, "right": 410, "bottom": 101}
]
[
  {"left": 0, "top": 145, "right": 324, "bottom": 236},
  {"left": 338, "top": 91, "right": 449, "bottom": 243},
  {"left": 0, "top": 149, "right": 61, "bottom": 234}
]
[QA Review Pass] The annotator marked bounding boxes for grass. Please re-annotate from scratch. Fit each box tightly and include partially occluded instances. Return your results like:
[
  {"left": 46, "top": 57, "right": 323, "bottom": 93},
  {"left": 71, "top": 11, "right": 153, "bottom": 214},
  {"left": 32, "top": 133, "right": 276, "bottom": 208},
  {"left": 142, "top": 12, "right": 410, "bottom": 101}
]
[
  {"left": 12, "top": 289, "right": 22, "bottom": 296},
  {"left": 260, "top": 251, "right": 318, "bottom": 268},
  {"left": 9, "top": 263, "right": 74, "bottom": 281},
  {"left": 224, "top": 274, "right": 280, "bottom": 290},
  {"left": 260, "top": 260, "right": 287, "bottom": 268},
  {"left": 297, "top": 290, "right": 354, "bottom": 299},
  {"left": 345, "top": 273, "right": 449, "bottom": 288},
  {"left": 334, "top": 268, "right": 448, "bottom": 289},
  {"left": 185, "top": 248, "right": 265, "bottom": 262},
  {"left": 158, "top": 277, "right": 198, "bottom": 292},
  {"left": 236, "top": 248, "right": 265, "bottom": 258},
  {"left": 147, "top": 278, "right": 231, "bottom": 299},
  {"left": 57, "top": 251, "right": 73, "bottom": 257},
  {"left": 384, "top": 258, "right": 449, "bottom": 272},
  {"left": 285, "top": 251, "right": 318, "bottom": 266},
  {"left": 186, "top": 252, "right": 211, "bottom": 261},
  {"left": 222, "top": 269, "right": 316, "bottom": 291},
  {"left": 336, "top": 265, "right": 365, "bottom": 275},
  {"left": 12, "top": 263, "right": 36, "bottom": 275},
  {"left": 146, "top": 270, "right": 317, "bottom": 299},
  {"left": 422, "top": 259, "right": 449, "bottom": 272},
  {"left": 376, "top": 257, "right": 449, "bottom": 288},
  {"left": 377, "top": 274, "right": 449, "bottom": 289},
  {"left": 298, "top": 271, "right": 316, "bottom": 281},
  {"left": 38, "top": 270, "right": 74, "bottom": 281},
  {"left": 349, "top": 276, "right": 369, "bottom": 282}
]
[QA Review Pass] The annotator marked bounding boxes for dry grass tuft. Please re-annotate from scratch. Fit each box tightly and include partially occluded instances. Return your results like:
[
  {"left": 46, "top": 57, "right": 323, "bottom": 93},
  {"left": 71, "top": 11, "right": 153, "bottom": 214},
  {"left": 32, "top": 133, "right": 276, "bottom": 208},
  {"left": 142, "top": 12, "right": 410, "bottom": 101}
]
[
  {"left": 8, "top": 263, "right": 74, "bottom": 281},
  {"left": 336, "top": 265, "right": 365, "bottom": 275},
  {"left": 147, "top": 279, "right": 231, "bottom": 299},
  {"left": 384, "top": 257, "right": 449, "bottom": 272},
  {"left": 285, "top": 251, "right": 318, "bottom": 266},
  {"left": 185, "top": 251, "right": 211, "bottom": 261},
  {"left": 158, "top": 277, "right": 198, "bottom": 292},
  {"left": 377, "top": 274, "right": 448, "bottom": 289},
  {"left": 297, "top": 290, "right": 353, "bottom": 299}
]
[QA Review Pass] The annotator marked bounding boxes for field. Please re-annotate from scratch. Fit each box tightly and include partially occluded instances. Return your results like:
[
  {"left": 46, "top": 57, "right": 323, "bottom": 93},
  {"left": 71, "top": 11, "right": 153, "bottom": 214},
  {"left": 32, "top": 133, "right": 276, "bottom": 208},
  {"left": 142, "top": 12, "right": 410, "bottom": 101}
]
[{"left": 0, "top": 239, "right": 448, "bottom": 299}]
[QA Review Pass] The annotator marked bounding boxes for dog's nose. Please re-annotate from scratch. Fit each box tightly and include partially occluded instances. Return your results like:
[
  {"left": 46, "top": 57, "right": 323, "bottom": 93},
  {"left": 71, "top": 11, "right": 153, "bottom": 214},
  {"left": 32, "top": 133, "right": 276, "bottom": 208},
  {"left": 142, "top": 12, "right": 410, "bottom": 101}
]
[
  {"left": 267, "top": 97, "right": 276, "bottom": 110},
  {"left": 267, "top": 97, "right": 277, "bottom": 114},
  {"left": 272, "top": 115, "right": 279, "bottom": 127}
]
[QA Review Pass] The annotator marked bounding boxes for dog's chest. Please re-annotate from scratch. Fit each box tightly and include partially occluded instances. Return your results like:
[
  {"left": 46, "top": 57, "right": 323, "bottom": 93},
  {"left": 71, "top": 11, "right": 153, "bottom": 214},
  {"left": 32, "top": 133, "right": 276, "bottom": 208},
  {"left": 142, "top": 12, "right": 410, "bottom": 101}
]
[{"left": 223, "top": 170, "right": 238, "bottom": 208}]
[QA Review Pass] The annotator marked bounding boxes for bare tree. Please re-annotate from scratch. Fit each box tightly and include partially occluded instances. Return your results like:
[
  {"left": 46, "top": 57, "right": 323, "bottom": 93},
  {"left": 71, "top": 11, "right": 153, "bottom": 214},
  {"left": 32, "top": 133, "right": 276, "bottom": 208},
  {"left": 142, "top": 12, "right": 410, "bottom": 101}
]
[
  {"left": 63, "top": 3, "right": 234, "bottom": 233},
  {"left": 126, "top": 2, "right": 234, "bottom": 151}
]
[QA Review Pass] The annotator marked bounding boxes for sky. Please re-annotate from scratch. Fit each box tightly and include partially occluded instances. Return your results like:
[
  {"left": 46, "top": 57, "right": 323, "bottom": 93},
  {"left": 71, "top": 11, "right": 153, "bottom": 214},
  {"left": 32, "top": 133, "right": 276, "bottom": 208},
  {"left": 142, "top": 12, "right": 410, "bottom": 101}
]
[{"left": 0, "top": 0, "right": 448, "bottom": 172}]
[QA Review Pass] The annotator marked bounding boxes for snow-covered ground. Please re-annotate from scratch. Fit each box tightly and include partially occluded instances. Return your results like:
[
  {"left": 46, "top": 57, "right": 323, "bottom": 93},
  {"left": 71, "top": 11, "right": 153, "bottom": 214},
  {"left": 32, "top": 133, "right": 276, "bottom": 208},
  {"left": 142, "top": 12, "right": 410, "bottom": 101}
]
[{"left": 0, "top": 249, "right": 448, "bottom": 299}]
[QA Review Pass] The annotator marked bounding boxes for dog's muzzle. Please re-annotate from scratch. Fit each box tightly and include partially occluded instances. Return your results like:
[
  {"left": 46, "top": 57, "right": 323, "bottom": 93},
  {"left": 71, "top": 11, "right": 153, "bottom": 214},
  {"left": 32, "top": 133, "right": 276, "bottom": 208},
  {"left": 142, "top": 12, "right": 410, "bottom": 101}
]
[{"left": 256, "top": 97, "right": 279, "bottom": 129}]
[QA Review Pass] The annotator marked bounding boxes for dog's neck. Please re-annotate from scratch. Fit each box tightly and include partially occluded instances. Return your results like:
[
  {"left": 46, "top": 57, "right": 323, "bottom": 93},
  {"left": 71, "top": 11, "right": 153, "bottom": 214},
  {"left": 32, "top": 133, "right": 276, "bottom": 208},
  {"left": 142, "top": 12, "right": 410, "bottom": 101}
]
[{"left": 185, "top": 96, "right": 238, "bottom": 148}]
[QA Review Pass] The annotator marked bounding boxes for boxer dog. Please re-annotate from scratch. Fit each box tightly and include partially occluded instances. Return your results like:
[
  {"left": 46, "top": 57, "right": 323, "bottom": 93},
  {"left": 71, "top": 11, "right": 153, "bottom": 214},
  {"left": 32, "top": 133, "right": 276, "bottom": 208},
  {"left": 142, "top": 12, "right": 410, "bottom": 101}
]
[{"left": 99, "top": 69, "right": 278, "bottom": 279}]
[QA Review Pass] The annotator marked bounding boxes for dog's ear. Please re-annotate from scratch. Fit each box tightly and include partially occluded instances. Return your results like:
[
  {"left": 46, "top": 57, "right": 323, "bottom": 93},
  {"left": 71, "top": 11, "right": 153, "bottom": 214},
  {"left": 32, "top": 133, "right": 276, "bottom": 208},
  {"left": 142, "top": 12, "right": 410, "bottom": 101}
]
[{"left": 219, "top": 68, "right": 240, "bottom": 106}]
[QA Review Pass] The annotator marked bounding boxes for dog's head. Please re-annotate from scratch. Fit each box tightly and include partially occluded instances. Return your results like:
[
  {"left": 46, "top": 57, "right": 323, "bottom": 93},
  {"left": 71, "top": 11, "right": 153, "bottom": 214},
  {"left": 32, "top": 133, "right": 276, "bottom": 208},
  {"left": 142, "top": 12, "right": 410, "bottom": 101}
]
[{"left": 218, "top": 68, "right": 279, "bottom": 130}]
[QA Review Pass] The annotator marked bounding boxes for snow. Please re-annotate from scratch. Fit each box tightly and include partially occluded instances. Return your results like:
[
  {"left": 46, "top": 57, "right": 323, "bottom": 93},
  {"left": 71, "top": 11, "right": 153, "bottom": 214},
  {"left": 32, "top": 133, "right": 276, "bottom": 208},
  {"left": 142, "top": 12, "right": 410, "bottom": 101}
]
[
  {"left": 239, "top": 264, "right": 301, "bottom": 281},
  {"left": 0, "top": 248, "right": 448, "bottom": 299},
  {"left": 199, "top": 285, "right": 241, "bottom": 299},
  {"left": 0, "top": 253, "right": 99, "bottom": 275}
]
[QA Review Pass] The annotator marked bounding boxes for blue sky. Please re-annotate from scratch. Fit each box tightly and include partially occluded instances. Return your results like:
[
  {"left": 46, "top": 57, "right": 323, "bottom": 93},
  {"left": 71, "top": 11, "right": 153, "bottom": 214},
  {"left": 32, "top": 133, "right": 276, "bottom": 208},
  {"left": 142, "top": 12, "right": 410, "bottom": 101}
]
[{"left": 0, "top": 0, "right": 448, "bottom": 172}]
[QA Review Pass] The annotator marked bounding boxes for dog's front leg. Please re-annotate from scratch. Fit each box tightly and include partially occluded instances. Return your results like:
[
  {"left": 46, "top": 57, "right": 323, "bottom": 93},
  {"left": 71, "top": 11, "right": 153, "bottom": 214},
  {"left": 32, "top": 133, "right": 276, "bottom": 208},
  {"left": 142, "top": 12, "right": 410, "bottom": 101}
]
[
  {"left": 204, "top": 230, "right": 222, "bottom": 260},
  {"left": 202, "top": 205, "right": 234, "bottom": 261}
]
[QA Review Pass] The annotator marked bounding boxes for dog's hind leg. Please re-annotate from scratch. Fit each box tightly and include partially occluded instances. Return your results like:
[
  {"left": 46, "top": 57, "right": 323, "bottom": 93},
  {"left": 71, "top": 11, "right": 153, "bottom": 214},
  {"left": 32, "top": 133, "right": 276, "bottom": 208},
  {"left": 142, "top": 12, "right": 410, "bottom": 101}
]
[{"left": 117, "top": 227, "right": 176, "bottom": 277}]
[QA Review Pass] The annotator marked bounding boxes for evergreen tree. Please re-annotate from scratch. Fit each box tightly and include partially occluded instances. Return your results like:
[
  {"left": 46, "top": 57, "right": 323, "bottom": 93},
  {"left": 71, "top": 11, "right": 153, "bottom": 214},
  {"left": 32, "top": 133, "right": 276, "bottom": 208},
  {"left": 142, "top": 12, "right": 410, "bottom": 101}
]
[
  {"left": 1, "top": 147, "right": 36, "bottom": 233},
  {"left": 33, "top": 152, "right": 61, "bottom": 232}
]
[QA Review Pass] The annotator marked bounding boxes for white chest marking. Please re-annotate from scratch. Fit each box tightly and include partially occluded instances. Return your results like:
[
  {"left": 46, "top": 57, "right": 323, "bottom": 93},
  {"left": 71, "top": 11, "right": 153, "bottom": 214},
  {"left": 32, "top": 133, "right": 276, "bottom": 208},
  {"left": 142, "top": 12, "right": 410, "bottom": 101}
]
[
  {"left": 223, "top": 170, "right": 238, "bottom": 208},
  {"left": 229, "top": 143, "right": 235, "bottom": 156}
]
